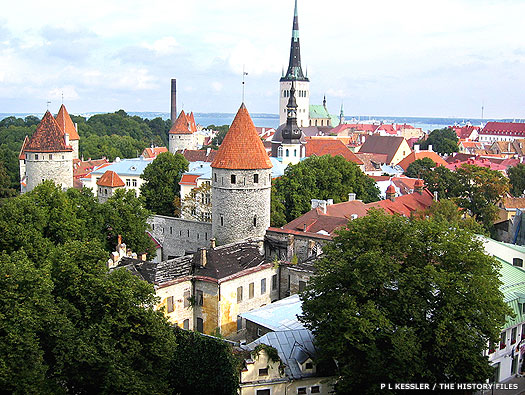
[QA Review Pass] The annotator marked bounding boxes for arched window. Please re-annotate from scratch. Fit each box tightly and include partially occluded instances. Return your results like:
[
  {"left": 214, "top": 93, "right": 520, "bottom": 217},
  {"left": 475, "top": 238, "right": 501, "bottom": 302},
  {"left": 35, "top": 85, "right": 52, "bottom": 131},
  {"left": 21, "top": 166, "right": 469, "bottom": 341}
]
[
  {"left": 286, "top": 149, "right": 289, "bottom": 157},
  {"left": 277, "top": 146, "right": 283, "bottom": 158}
]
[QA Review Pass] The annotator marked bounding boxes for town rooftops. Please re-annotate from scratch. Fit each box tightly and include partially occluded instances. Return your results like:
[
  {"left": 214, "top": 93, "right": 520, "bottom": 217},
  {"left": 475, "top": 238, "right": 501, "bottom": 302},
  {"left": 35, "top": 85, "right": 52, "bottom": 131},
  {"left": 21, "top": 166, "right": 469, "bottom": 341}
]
[
  {"left": 55, "top": 104, "right": 80, "bottom": 140},
  {"left": 24, "top": 111, "right": 73, "bottom": 153},
  {"left": 90, "top": 157, "right": 153, "bottom": 177},
  {"left": 309, "top": 104, "right": 330, "bottom": 119},
  {"left": 96, "top": 170, "right": 125, "bottom": 187},
  {"left": 169, "top": 110, "right": 197, "bottom": 135},
  {"left": 142, "top": 146, "right": 168, "bottom": 159},
  {"left": 397, "top": 150, "right": 448, "bottom": 171},
  {"left": 173, "top": 149, "right": 217, "bottom": 163},
  {"left": 240, "top": 294, "right": 305, "bottom": 332},
  {"left": 211, "top": 104, "right": 273, "bottom": 170}
]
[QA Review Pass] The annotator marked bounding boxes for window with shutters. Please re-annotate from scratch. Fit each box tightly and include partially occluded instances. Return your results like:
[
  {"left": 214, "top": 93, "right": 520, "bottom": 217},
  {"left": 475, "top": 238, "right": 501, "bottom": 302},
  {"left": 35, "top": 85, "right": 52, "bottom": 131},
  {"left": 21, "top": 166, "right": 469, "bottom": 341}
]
[
  {"left": 184, "top": 290, "right": 190, "bottom": 308},
  {"left": 167, "top": 296, "right": 174, "bottom": 313},
  {"left": 249, "top": 283, "right": 254, "bottom": 299}
]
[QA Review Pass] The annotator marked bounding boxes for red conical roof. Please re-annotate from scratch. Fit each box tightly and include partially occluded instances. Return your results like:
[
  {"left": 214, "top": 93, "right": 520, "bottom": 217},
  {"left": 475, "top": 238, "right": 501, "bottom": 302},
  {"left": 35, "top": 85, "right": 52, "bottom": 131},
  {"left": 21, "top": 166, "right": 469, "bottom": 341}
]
[
  {"left": 25, "top": 111, "right": 73, "bottom": 153},
  {"left": 211, "top": 104, "right": 273, "bottom": 170},
  {"left": 169, "top": 110, "right": 195, "bottom": 134},
  {"left": 96, "top": 170, "right": 125, "bottom": 187},
  {"left": 56, "top": 104, "right": 79, "bottom": 140},
  {"left": 386, "top": 184, "right": 396, "bottom": 194}
]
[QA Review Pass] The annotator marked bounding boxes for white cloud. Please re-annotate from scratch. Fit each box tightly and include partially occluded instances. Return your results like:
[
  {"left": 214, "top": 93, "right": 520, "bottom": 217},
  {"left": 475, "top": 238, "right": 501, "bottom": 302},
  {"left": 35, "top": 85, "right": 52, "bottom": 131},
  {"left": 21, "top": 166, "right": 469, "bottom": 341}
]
[
  {"left": 48, "top": 86, "right": 79, "bottom": 101},
  {"left": 142, "top": 36, "right": 180, "bottom": 55},
  {"left": 212, "top": 82, "right": 223, "bottom": 92}
]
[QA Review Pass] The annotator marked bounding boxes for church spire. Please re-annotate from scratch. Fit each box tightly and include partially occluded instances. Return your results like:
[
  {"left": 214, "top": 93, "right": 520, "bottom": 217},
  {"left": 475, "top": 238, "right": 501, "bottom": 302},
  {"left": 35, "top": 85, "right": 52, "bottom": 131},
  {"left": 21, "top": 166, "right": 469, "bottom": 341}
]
[
  {"left": 282, "top": 81, "right": 302, "bottom": 144},
  {"left": 280, "top": 0, "right": 308, "bottom": 82}
]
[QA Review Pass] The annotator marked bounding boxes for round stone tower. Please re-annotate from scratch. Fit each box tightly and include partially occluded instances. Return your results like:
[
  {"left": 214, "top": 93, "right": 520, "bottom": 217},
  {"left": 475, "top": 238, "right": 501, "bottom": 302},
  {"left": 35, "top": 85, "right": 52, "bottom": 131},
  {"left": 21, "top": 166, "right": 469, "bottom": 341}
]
[
  {"left": 24, "top": 110, "right": 73, "bottom": 192},
  {"left": 168, "top": 110, "right": 197, "bottom": 153},
  {"left": 211, "top": 103, "right": 273, "bottom": 246}
]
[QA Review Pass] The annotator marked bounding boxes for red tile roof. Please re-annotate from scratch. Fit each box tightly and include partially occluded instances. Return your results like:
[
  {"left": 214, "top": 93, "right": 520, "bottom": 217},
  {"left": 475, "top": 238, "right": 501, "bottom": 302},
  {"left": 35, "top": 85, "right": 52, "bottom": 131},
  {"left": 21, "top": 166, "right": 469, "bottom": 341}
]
[
  {"left": 452, "top": 125, "right": 479, "bottom": 140},
  {"left": 179, "top": 174, "right": 200, "bottom": 186},
  {"left": 211, "top": 104, "right": 272, "bottom": 170},
  {"left": 501, "top": 197, "right": 525, "bottom": 209},
  {"left": 445, "top": 158, "right": 508, "bottom": 172},
  {"left": 96, "top": 170, "right": 125, "bottom": 187},
  {"left": 367, "top": 190, "right": 434, "bottom": 216},
  {"left": 142, "top": 146, "right": 168, "bottom": 158},
  {"left": 169, "top": 110, "right": 196, "bottom": 134},
  {"left": 305, "top": 138, "right": 364, "bottom": 165},
  {"left": 73, "top": 158, "right": 109, "bottom": 178},
  {"left": 397, "top": 151, "right": 448, "bottom": 171},
  {"left": 18, "top": 135, "right": 29, "bottom": 160},
  {"left": 481, "top": 122, "right": 525, "bottom": 136},
  {"left": 174, "top": 149, "right": 217, "bottom": 163},
  {"left": 24, "top": 111, "right": 73, "bottom": 153},
  {"left": 55, "top": 104, "right": 80, "bottom": 140},
  {"left": 358, "top": 135, "right": 407, "bottom": 164}
]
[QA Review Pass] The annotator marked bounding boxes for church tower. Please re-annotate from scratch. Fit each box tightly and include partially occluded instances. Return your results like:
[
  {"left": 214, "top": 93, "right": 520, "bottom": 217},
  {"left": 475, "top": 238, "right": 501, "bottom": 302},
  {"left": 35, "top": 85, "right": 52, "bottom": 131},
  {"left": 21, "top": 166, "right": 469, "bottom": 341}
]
[
  {"left": 56, "top": 104, "right": 80, "bottom": 159},
  {"left": 281, "top": 82, "right": 305, "bottom": 166},
  {"left": 168, "top": 110, "right": 197, "bottom": 153},
  {"left": 24, "top": 111, "right": 73, "bottom": 192},
  {"left": 279, "top": 0, "right": 309, "bottom": 127},
  {"left": 211, "top": 104, "right": 273, "bottom": 246}
]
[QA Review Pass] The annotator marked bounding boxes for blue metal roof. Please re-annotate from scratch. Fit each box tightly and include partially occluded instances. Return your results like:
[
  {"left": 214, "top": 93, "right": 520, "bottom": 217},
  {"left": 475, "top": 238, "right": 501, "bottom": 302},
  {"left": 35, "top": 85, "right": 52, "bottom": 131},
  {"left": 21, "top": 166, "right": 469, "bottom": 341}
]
[
  {"left": 92, "top": 157, "right": 153, "bottom": 177},
  {"left": 240, "top": 294, "right": 305, "bottom": 331}
]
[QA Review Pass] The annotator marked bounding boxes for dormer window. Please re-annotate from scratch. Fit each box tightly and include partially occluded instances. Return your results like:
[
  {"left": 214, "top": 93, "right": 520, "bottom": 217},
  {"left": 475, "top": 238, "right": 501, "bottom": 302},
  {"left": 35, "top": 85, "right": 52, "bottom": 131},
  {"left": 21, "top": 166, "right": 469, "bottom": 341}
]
[{"left": 258, "top": 368, "right": 268, "bottom": 376}]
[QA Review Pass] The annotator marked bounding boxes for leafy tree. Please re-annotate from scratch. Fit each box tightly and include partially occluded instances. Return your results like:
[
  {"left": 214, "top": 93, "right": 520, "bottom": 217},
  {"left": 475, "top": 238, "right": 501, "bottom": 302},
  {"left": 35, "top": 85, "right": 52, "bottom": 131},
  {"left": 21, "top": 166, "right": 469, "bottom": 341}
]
[
  {"left": 454, "top": 164, "right": 509, "bottom": 229},
  {"left": 271, "top": 155, "right": 380, "bottom": 224},
  {"left": 0, "top": 160, "right": 17, "bottom": 199},
  {"left": 209, "top": 124, "right": 229, "bottom": 147},
  {"left": 417, "top": 199, "right": 486, "bottom": 234},
  {"left": 508, "top": 163, "right": 525, "bottom": 197},
  {"left": 170, "top": 327, "right": 239, "bottom": 395},
  {"left": 180, "top": 182, "right": 212, "bottom": 222},
  {"left": 140, "top": 152, "right": 189, "bottom": 216},
  {"left": 404, "top": 157, "right": 436, "bottom": 178},
  {"left": 300, "top": 210, "right": 511, "bottom": 394},
  {"left": 417, "top": 127, "right": 459, "bottom": 155}
]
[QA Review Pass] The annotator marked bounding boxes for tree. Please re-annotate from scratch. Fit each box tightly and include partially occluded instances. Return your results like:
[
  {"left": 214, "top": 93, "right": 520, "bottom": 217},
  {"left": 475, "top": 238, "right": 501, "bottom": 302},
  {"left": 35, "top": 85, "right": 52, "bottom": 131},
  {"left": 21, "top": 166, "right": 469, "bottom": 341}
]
[
  {"left": 404, "top": 157, "right": 436, "bottom": 178},
  {"left": 180, "top": 182, "right": 212, "bottom": 222},
  {"left": 140, "top": 152, "right": 189, "bottom": 216},
  {"left": 417, "top": 127, "right": 459, "bottom": 155},
  {"left": 417, "top": 199, "right": 486, "bottom": 234},
  {"left": 0, "top": 160, "right": 17, "bottom": 199},
  {"left": 508, "top": 163, "right": 525, "bottom": 197},
  {"left": 170, "top": 327, "right": 239, "bottom": 395},
  {"left": 209, "top": 125, "right": 229, "bottom": 147},
  {"left": 300, "top": 210, "right": 511, "bottom": 394},
  {"left": 272, "top": 155, "right": 380, "bottom": 224}
]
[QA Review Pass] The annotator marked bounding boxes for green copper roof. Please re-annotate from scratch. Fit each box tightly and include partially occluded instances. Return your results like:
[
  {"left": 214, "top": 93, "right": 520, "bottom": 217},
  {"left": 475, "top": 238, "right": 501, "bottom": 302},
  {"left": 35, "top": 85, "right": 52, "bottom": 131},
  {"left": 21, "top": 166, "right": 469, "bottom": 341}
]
[
  {"left": 497, "top": 257, "right": 525, "bottom": 327},
  {"left": 309, "top": 104, "right": 330, "bottom": 119}
]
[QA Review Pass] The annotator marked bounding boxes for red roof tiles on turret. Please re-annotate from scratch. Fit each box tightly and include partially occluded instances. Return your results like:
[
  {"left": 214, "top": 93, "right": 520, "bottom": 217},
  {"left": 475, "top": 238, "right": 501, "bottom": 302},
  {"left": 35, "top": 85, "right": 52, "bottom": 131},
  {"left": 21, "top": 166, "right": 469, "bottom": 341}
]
[
  {"left": 96, "top": 170, "right": 125, "bottom": 187},
  {"left": 18, "top": 135, "right": 29, "bottom": 159},
  {"left": 169, "top": 110, "right": 196, "bottom": 134},
  {"left": 55, "top": 104, "right": 79, "bottom": 140},
  {"left": 24, "top": 111, "right": 73, "bottom": 153},
  {"left": 211, "top": 104, "right": 273, "bottom": 170}
]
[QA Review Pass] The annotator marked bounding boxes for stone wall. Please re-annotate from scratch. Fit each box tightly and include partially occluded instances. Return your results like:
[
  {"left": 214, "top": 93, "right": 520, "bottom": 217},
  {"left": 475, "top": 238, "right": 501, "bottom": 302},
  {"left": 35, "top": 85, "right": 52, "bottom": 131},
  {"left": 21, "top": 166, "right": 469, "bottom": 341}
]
[
  {"left": 265, "top": 229, "right": 329, "bottom": 263},
  {"left": 148, "top": 215, "right": 211, "bottom": 258},
  {"left": 169, "top": 133, "right": 196, "bottom": 153},
  {"left": 25, "top": 150, "right": 73, "bottom": 192},
  {"left": 212, "top": 168, "right": 272, "bottom": 246}
]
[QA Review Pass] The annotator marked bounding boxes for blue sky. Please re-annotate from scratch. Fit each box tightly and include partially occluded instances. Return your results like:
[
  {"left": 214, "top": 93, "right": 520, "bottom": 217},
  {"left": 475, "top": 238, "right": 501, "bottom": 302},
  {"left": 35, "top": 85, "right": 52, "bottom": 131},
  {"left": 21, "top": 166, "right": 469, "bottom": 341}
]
[{"left": 1, "top": 0, "right": 525, "bottom": 118}]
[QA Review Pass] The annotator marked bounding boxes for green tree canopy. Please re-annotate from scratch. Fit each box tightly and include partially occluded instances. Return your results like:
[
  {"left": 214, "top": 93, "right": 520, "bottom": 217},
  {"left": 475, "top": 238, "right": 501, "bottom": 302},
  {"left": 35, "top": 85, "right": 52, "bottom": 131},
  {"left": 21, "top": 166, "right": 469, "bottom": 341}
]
[
  {"left": 508, "top": 163, "right": 525, "bottom": 197},
  {"left": 404, "top": 157, "right": 436, "bottom": 178},
  {"left": 300, "top": 210, "right": 511, "bottom": 394},
  {"left": 417, "top": 127, "right": 459, "bottom": 155},
  {"left": 140, "top": 152, "right": 189, "bottom": 216},
  {"left": 271, "top": 155, "right": 380, "bottom": 226}
]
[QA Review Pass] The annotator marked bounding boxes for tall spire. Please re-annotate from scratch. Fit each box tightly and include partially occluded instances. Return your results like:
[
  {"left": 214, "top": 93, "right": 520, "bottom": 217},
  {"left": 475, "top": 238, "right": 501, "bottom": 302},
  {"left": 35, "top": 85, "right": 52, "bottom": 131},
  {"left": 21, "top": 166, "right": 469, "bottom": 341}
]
[
  {"left": 282, "top": 81, "right": 302, "bottom": 144},
  {"left": 280, "top": 0, "right": 308, "bottom": 82}
]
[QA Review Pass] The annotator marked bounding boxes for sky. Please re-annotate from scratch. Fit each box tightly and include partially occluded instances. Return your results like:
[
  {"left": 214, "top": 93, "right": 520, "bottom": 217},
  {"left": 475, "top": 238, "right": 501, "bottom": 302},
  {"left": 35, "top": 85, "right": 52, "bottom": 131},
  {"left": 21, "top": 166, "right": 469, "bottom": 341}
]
[{"left": 1, "top": 0, "right": 525, "bottom": 119}]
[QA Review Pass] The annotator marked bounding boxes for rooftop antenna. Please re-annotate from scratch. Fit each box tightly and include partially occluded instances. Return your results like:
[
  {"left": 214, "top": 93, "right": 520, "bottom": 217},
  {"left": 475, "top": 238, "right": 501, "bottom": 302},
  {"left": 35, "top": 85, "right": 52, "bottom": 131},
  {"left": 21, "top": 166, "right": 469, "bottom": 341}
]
[{"left": 242, "top": 65, "right": 248, "bottom": 103}]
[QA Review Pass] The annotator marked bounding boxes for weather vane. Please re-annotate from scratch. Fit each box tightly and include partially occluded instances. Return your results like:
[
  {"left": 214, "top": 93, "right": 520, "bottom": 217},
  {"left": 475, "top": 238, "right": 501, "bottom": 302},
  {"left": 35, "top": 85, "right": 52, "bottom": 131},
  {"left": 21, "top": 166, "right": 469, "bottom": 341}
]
[
  {"left": 46, "top": 100, "right": 51, "bottom": 110},
  {"left": 242, "top": 65, "right": 248, "bottom": 103}
]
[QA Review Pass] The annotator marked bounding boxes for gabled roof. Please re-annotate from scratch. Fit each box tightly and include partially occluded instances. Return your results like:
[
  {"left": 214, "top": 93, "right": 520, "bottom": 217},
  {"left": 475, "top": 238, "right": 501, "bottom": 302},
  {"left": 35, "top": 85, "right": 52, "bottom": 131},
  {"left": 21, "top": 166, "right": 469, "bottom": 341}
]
[
  {"left": 452, "top": 125, "right": 479, "bottom": 139},
  {"left": 96, "top": 170, "right": 125, "bottom": 187},
  {"left": 211, "top": 104, "right": 272, "bottom": 170},
  {"left": 309, "top": 104, "right": 330, "bottom": 119},
  {"left": 397, "top": 151, "right": 447, "bottom": 171},
  {"left": 367, "top": 189, "right": 434, "bottom": 216},
  {"left": 179, "top": 174, "right": 200, "bottom": 186},
  {"left": 24, "top": 111, "right": 73, "bottom": 153},
  {"left": 247, "top": 329, "right": 318, "bottom": 380},
  {"left": 55, "top": 104, "right": 80, "bottom": 140},
  {"left": 481, "top": 122, "right": 525, "bottom": 136},
  {"left": 358, "top": 135, "right": 406, "bottom": 164},
  {"left": 169, "top": 110, "right": 196, "bottom": 135},
  {"left": 142, "top": 146, "right": 168, "bottom": 158},
  {"left": 174, "top": 149, "right": 217, "bottom": 163},
  {"left": 305, "top": 138, "right": 363, "bottom": 165},
  {"left": 18, "top": 135, "right": 29, "bottom": 159}
]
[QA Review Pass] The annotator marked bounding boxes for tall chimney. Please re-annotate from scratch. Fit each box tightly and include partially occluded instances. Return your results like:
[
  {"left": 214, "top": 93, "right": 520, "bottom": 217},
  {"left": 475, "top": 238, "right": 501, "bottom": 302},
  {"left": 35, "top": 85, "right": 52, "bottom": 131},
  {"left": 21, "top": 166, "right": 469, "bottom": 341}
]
[
  {"left": 170, "top": 79, "right": 177, "bottom": 125},
  {"left": 199, "top": 248, "right": 207, "bottom": 267}
]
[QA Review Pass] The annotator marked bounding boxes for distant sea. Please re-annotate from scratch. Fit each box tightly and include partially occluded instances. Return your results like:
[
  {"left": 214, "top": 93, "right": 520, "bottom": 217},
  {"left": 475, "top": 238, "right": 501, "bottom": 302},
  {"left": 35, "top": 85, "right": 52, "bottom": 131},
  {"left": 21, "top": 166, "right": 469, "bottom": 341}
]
[{"left": 1, "top": 111, "right": 523, "bottom": 132}]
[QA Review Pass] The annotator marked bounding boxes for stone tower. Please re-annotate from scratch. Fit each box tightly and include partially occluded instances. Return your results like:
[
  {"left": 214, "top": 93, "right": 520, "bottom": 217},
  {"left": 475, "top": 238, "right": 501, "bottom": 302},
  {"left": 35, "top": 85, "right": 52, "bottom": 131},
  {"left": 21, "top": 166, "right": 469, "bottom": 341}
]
[
  {"left": 96, "top": 170, "right": 125, "bottom": 203},
  {"left": 281, "top": 82, "right": 305, "bottom": 166},
  {"left": 55, "top": 104, "right": 80, "bottom": 159},
  {"left": 211, "top": 104, "right": 273, "bottom": 246},
  {"left": 279, "top": 0, "right": 309, "bottom": 127},
  {"left": 168, "top": 110, "right": 197, "bottom": 153},
  {"left": 24, "top": 111, "right": 73, "bottom": 192}
]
